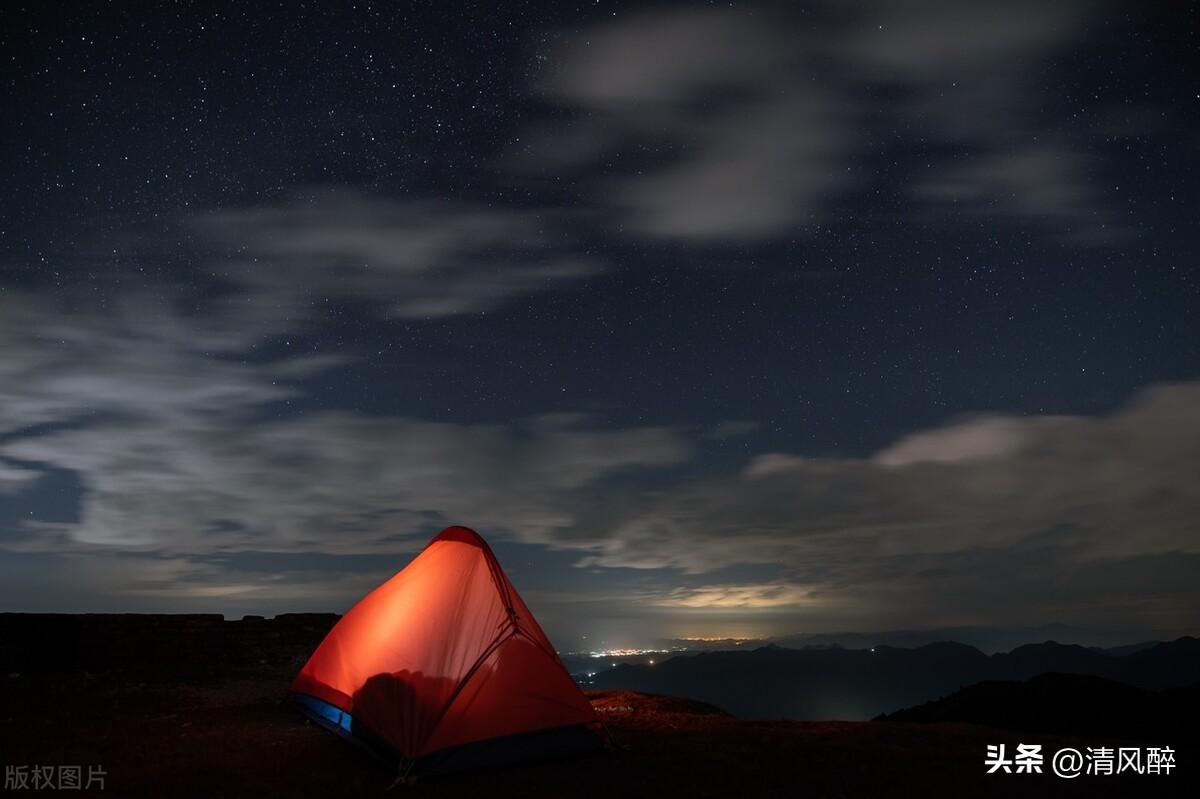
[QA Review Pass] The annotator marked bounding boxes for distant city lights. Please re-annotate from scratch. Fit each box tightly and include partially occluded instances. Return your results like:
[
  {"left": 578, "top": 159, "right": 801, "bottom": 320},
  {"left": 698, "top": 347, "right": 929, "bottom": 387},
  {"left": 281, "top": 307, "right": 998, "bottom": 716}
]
[
  {"left": 581, "top": 648, "right": 677, "bottom": 658},
  {"left": 675, "top": 637, "right": 756, "bottom": 644}
]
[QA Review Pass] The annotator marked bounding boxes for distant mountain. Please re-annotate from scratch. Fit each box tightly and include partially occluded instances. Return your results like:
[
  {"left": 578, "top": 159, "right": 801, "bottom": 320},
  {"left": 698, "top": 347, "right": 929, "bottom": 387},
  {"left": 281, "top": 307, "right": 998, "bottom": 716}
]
[
  {"left": 879, "top": 672, "right": 1200, "bottom": 741},
  {"left": 766, "top": 623, "right": 1156, "bottom": 654},
  {"left": 588, "top": 637, "right": 1200, "bottom": 721},
  {"left": 1099, "top": 640, "right": 1162, "bottom": 657}
]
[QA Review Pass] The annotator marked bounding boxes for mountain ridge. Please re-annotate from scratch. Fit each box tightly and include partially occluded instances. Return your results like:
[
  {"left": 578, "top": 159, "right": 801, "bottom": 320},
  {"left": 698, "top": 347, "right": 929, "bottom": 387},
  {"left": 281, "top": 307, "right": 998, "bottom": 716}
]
[{"left": 590, "top": 636, "right": 1200, "bottom": 720}]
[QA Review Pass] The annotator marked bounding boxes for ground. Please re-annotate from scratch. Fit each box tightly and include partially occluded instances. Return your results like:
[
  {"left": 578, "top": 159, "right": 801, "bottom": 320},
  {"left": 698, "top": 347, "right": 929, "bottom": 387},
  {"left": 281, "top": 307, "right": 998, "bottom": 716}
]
[{"left": 1, "top": 615, "right": 1191, "bottom": 797}]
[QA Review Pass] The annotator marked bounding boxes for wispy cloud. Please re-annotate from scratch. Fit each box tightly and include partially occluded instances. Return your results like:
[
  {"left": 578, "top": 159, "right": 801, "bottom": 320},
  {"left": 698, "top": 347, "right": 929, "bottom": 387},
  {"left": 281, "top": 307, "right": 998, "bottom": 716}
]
[
  {"left": 3, "top": 270, "right": 1197, "bottom": 631},
  {"left": 0, "top": 292, "right": 690, "bottom": 553},
  {"left": 194, "top": 189, "right": 600, "bottom": 319},
  {"left": 526, "top": 0, "right": 1124, "bottom": 243}
]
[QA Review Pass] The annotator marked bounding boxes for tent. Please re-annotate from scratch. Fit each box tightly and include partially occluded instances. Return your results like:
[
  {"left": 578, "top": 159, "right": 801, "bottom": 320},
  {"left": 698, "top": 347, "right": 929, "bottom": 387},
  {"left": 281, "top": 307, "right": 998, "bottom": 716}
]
[{"left": 291, "top": 525, "right": 602, "bottom": 775}]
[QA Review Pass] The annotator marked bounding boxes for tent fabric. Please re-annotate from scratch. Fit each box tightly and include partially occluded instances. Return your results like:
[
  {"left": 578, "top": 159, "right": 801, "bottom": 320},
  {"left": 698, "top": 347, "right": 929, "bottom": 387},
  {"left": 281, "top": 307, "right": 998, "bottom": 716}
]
[{"left": 291, "top": 525, "right": 600, "bottom": 769}]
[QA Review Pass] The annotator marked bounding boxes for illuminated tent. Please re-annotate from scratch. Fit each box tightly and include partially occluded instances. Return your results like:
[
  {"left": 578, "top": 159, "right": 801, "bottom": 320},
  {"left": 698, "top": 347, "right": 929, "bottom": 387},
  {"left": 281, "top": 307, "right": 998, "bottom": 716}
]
[{"left": 291, "top": 526, "right": 601, "bottom": 775}]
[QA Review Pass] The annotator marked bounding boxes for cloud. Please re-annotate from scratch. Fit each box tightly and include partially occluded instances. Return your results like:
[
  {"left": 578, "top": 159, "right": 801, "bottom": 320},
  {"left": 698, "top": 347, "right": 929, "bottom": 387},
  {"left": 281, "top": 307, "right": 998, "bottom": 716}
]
[
  {"left": 194, "top": 189, "right": 600, "bottom": 320},
  {"left": 0, "top": 461, "right": 39, "bottom": 493},
  {"left": 579, "top": 383, "right": 1200, "bottom": 570},
  {"left": 0, "top": 291, "right": 292, "bottom": 438},
  {"left": 913, "top": 145, "right": 1121, "bottom": 242},
  {"left": 872, "top": 416, "right": 1042, "bottom": 467},
  {"left": 0, "top": 182, "right": 636, "bottom": 556},
  {"left": 838, "top": 0, "right": 1084, "bottom": 75},
  {"left": 0, "top": 550, "right": 389, "bottom": 615},
  {"left": 3, "top": 261, "right": 1196, "bottom": 633},
  {"left": 535, "top": 6, "right": 852, "bottom": 241},
  {"left": 0, "top": 278, "right": 692, "bottom": 555},
  {"left": 529, "top": 0, "right": 1122, "bottom": 243},
  {"left": 3, "top": 270, "right": 1197, "bottom": 632},
  {"left": 2, "top": 372, "right": 690, "bottom": 554},
  {"left": 656, "top": 582, "right": 822, "bottom": 610},
  {"left": 550, "top": 382, "right": 1200, "bottom": 630}
]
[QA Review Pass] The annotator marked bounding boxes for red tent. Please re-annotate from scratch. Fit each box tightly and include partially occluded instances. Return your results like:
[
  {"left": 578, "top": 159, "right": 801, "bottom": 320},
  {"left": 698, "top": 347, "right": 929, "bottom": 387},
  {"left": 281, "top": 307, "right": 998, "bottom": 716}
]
[{"left": 291, "top": 526, "right": 601, "bottom": 774}]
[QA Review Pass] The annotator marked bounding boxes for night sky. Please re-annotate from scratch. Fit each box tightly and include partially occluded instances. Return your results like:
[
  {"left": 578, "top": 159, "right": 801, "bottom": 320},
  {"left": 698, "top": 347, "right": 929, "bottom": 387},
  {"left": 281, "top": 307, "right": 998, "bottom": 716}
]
[{"left": 2, "top": 1, "right": 1197, "bottom": 651}]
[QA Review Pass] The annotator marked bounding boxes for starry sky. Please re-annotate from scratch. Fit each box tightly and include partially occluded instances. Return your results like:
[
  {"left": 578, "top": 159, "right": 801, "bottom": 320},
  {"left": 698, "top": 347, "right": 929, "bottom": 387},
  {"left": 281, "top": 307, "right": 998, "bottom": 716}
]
[{"left": 1, "top": 1, "right": 1197, "bottom": 650}]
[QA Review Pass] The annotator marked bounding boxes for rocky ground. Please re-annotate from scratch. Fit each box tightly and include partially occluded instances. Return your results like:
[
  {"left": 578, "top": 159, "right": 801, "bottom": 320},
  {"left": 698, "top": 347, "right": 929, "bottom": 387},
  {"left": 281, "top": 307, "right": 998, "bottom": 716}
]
[{"left": 0, "top": 614, "right": 1192, "bottom": 797}]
